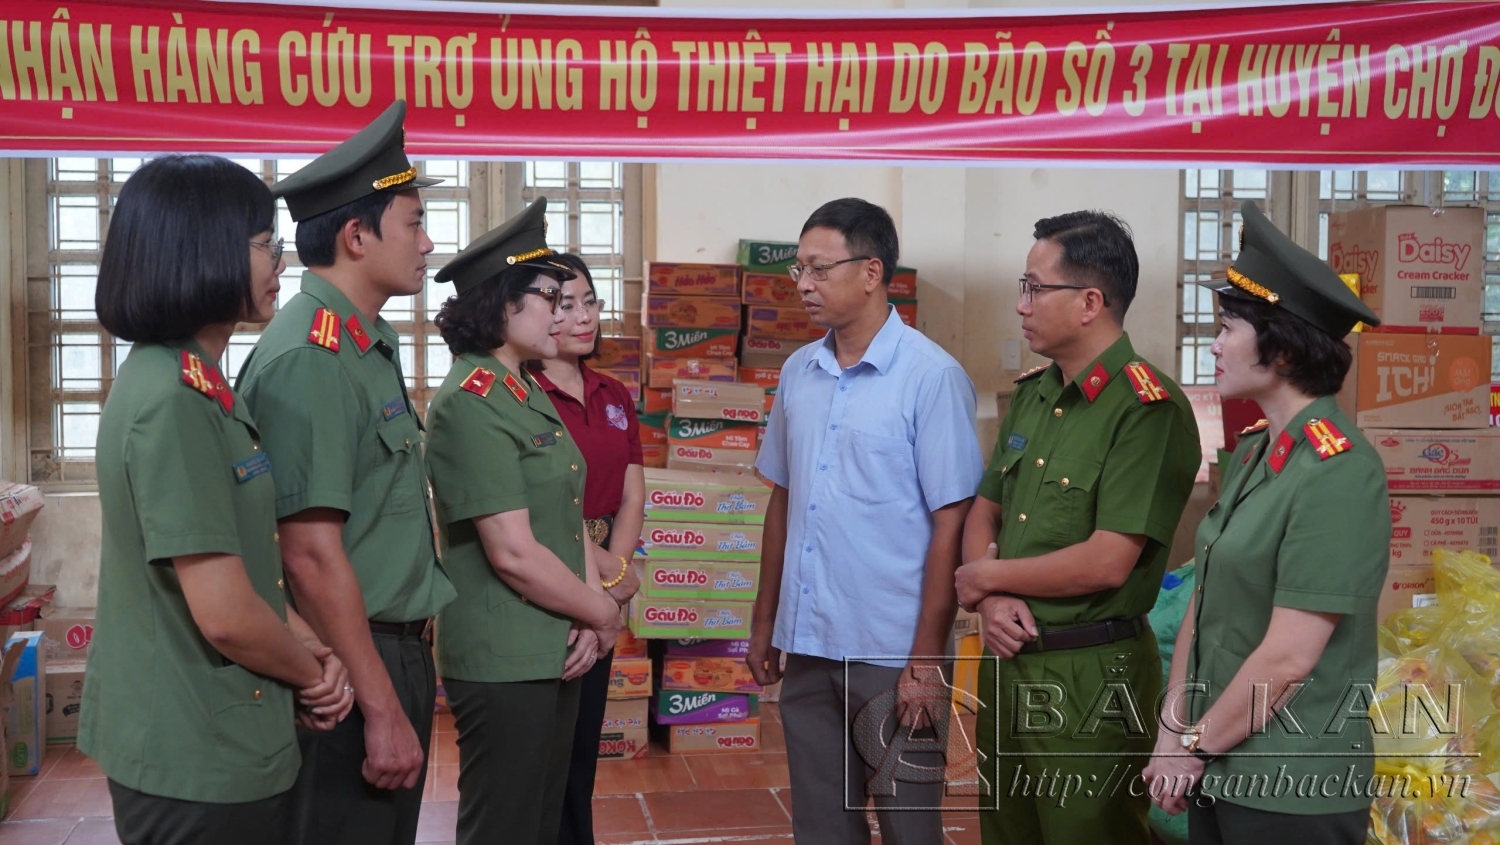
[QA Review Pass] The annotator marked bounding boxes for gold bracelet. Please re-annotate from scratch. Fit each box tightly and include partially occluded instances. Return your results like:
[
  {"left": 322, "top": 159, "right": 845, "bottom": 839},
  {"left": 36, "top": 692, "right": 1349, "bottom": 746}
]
[{"left": 602, "top": 554, "right": 630, "bottom": 589}]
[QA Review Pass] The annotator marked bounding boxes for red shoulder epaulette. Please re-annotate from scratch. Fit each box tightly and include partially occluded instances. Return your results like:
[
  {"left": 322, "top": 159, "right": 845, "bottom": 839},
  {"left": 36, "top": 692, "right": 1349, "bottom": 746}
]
[
  {"left": 1239, "top": 419, "right": 1269, "bottom": 436},
  {"left": 461, "top": 367, "right": 496, "bottom": 397},
  {"left": 179, "top": 351, "right": 233, "bottom": 415},
  {"left": 1123, "top": 361, "right": 1170, "bottom": 404},
  {"left": 343, "top": 313, "right": 372, "bottom": 353},
  {"left": 502, "top": 372, "right": 529, "bottom": 404},
  {"left": 308, "top": 308, "right": 341, "bottom": 353},
  {"left": 1304, "top": 418, "right": 1353, "bottom": 460}
]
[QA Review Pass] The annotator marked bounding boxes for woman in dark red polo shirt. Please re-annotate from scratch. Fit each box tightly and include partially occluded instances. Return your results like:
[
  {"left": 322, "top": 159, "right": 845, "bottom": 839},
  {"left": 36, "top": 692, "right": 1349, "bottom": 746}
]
[{"left": 529, "top": 252, "right": 645, "bottom": 845}]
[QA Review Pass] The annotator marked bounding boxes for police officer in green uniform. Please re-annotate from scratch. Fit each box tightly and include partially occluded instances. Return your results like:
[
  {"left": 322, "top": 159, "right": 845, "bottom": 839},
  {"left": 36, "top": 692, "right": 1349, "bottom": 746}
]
[
  {"left": 424, "top": 200, "right": 623, "bottom": 845},
  {"left": 236, "top": 101, "right": 456, "bottom": 845},
  {"left": 83, "top": 155, "right": 353, "bottom": 845},
  {"left": 1142, "top": 201, "right": 1388, "bottom": 845},
  {"left": 956, "top": 211, "right": 1201, "bottom": 845}
]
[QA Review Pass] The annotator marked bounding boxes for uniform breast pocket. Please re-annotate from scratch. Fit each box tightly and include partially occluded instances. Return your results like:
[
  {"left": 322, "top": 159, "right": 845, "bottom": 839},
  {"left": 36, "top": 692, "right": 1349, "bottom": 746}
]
[
  {"left": 207, "top": 664, "right": 294, "bottom": 762},
  {"left": 1036, "top": 457, "right": 1102, "bottom": 544},
  {"left": 375, "top": 418, "right": 421, "bottom": 513},
  {"left": 841, "top": 430, "right": 915, "bottom": 506}
]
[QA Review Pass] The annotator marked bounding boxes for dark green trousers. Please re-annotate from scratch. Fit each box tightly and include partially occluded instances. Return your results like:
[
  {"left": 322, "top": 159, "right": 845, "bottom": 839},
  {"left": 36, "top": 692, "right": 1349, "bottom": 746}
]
[
  {"left": 108, "top": 780, "right": 289, "bottom": 845},
  {"left": 446, "top": 675, "right": 582, "bottom": 845},
  {"left": 288, "top": 630, "right": 436, "bottom": 845},
  {"left": 977, "top": 628, "right": 1161, "bottom": 845},
  {"left": 1189, "top": 797, "right": 1370, "bottom": 844}
]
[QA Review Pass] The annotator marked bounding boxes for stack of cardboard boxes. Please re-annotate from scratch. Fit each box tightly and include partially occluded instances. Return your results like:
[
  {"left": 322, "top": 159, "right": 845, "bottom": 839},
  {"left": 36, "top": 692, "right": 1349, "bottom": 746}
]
[
  {"left": 655, "top": 639, "right": 763, "bottom": 753},
  {"left": 1323, "top": 206, "right": 1496, "bottom": 621},
  {"left": 642, "top": 263, "right": 744, "bottom": 425},
  {"left": 601, "top": 625, "right": 652, "bottom": 761}
]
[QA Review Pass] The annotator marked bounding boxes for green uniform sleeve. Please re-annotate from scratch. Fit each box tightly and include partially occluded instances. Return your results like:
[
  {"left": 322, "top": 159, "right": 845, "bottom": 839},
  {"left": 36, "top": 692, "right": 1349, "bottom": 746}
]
[
  {"left": 428, "top": 394, "right": 528, "bottom": 522},
  {"left": 246, "top": 349, "right": 360, "bottom": 518},
  {"left": 1094, "top": 402, "right": 1200, "bottom": 548},
  {"left": 126, "top": 390, "right": 241, "bottom": 562},
  {"left": 1273, "top": 455, "right": 1389, "bottom": 614}
]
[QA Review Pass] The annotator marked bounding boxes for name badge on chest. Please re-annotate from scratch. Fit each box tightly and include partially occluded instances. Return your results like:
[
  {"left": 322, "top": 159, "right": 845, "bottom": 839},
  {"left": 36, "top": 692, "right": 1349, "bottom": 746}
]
[
  {"left": 1006, "top": 433, "right": 1028, "bottom": 451},
  {"left": 233, "top": 452, "right": 272, "bottom": 483},
  {"left": 382, "top": 398, "right": 408, "bottom": 421},
  {"left": 531, "top": 431, "right": 558, "bottom": 448}
]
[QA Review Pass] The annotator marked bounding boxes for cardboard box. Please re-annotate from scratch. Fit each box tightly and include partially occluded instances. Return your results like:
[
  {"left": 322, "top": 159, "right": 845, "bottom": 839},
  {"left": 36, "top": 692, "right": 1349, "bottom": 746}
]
[
  {"left": 737, "top": 239, "right": 798, "bottom": 273},
  {"left": 629, "top": 599, "right": 754, "bottom": 639},
  {"left": 739, "top": 335, "right": 812, "bottom": 369},
  {"left": 665, "top": 639, "right": 751, "bottom": 658},
  {"left": 44, "top": 661, "right": 84, "bottom": 743},
  {"left": 953, "top": 609, "right": 980, "bottom": 639},
  {"left": 642, "top": 562, "right": 760, "bottom": 601},
  {"left": 667, "top": 418, "right": 759, "bottom": 452},
  {"left": 593, "top": 336, "right": 642, "bottom": 369},
  {"left": 665, "top": 718, "right": 761, "bottom": 754},
  {"left": 739, "top": 368, "right": 781, "bottom": 389},
  {"left": 741, "top": 272, "right": 799, "bottom": 306},
  {"left": 615, "top": 616, "right": 648, "bottom": 659},
  {"left": 0, "top": 484, "right": 43, "bottom": 560},
  {"left": 744, "top": 306, "right": 826, "bottom": 342},
  {"left": 38, "top": 607, "right": 94, "bottom": 665},
  {"left": 647, "top": 263, "right": 741, "bottom": 297},
  {"left": 647, "top": 356, "right": 736, "bottom": 389},
  {"left": 1366, "top": 429, "right": 1500, "bottom": 492},
  {"left": 643, "top": 467, "right": 771, "bottom": 524},
  {"left": 603, "top": 367, "right": 643, "bottom": 403},
  {"left": 655, "top": 690, "right": 758, "bottom": 724},
  {"left": 1388, "top": 497, "right": 1500, "bottom": 564},
  {"left": 0, "top": 640, "right": 23, "bottom": 817},
  {"left": 0, "top": 585, "right": 53, "bottom": 629},
  {"left": 0, "top": 542, "right": 30, "bottom": 609},
  {"left": 667, "top": 449, "right": 759, "bottom": 473},
  {"left": 661, "top": 656, "right": 763, "bottom": 694},
  {"left": 1327, "top": 205, "right": 1485, "bottom": 333},
  {"left": 641, "top": 522, "right": 763, "bottom": 562},
  {"left": 638, "top": 413, "right": 669, "bottom": 448},
  {"left": 641, "top": 444, "right": 667, "bottom": 469},
  {"left": 598, "top": 726, "right": 650, "bottom": 760},
  {"left": 1337, "top": 334, "right": 1490, "bottom": 429},
  {"left": 644, "top": 294, "right": 742, "bottom": 331},
  {"left": 5, "top": 632, "right": 43, "bottom": 776},
  {"left": 672, "top": 380, "right": 766, "bottom": 424},
  {"left": 888, "top": 267, "right": 918, "bottom": 299},
  {"left": 643, "top": 388, "right": 671, "bottom": 415},
  {"left": 647, "top": 328, "right": 739, "bottom": 359},
  {"left": 893, "top": 298, "right": 918, "bottom": 329},
  {"left": 606, "top": 657, "right": 653, "bottom": 700},
  {"left": 603, "top": 697, "right": 649, "bottom": 731},
  {"left": 1379, "top": 562, "right": 1437, "bottom": 623},
  {"left": 952, "top": 633, "right": 983, "bottom": 707}
]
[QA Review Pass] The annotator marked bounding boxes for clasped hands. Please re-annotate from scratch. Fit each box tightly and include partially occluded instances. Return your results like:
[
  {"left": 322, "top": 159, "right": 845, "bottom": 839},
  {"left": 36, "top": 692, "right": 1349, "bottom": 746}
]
[{"left": 955, "top": 542, "right": 1038, "bottom": 659}]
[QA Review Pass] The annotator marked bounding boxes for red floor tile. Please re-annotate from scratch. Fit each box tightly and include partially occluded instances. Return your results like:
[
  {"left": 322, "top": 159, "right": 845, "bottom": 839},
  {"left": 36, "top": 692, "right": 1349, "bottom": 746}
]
[
  {"left": 45, "top": 750, "right": 102, "bottom": 782},
  {"left": 643, "top": 788, "right": 788, "bottom": 832},
  {"left": 431, "top": 731, "right": 459, "bottom": 765},
  {"left": 682, "top": 752, "right": 791, "bottom": 791},
  {"left": 945, "top": 817, "right": 983, "bottom": 845},
  {"left": 429, "top": 764, "right": 459, "bottom": 802},
  {"left": 9, "top": 778, "right": 112, "bottom": 821},
  {"left": 760, "top": 717, "right": 786, "bottom": 753},
  {"left": 0, "top": 819, "right": 77, "bottom": 845},
  {"left": 592, "top": 795, "right": 650, "bottom": 835},
  {"left": 595, "top": 751, "right": 697, "bottom": 795}
]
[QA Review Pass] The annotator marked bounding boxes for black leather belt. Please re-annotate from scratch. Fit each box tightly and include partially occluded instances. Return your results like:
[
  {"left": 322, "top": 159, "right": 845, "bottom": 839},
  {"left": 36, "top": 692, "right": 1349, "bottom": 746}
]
[
  {"left": 370, "top": 619, "right": 432, "bottom": 639},
  {"left": 1016, "top": 616, "right": 1148, "bottom": 655}
]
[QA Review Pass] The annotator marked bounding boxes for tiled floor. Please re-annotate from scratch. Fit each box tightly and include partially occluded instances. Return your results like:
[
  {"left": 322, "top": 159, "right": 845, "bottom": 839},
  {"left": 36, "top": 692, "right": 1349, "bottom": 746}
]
[{"left": 0, "top": 705, "right": 982, "bottom": 845}]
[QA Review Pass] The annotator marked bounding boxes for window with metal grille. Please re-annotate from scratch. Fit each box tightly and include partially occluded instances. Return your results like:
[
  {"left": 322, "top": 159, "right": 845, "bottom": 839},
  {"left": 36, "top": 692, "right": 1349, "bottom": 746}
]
[
  {"left": 23, "top": 158, "right": 639, "bottom": 488},
  {"left": 1177, "top": 169, "right": 1271, "bottom": 385}
]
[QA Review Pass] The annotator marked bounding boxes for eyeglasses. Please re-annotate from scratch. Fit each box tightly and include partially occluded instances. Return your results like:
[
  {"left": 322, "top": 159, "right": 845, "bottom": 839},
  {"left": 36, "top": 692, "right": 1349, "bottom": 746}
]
[
  {"left": 559, "top": 298, "right": 606, "bottom": 316},
  {"left": 250, "top": 237, "right": 285, "bottom": 265},
  {"left": 522, "top": 286, "right": 564, "bottom": 313},
  {"left": 788, "top": 256, "right": 871, "bottom": 283},
  {"left": 1018, "top": 278, "right": 1101, "bottom": 304}
]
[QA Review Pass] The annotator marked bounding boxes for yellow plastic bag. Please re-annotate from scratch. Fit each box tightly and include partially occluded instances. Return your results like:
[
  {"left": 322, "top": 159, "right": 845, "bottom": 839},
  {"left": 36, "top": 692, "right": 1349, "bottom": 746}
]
[
  {"left": 1390, "top": 605, "right": 1461, "bottom": 654},
  {"left": 1368, "top": 779, "right": 1500, "bottom": 845},
  {"left": 1434, "top": 550, "right": 1500, "bottom": 619},
  {"left": 1371, "top": 644, "right": 1496, "bottom": 785}
]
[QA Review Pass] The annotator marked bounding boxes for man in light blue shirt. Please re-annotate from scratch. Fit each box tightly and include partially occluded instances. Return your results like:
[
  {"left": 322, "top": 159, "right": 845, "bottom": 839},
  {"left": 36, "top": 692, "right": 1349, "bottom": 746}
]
[{"left": 749, "top": 198, "right": 984, "bottom": 845}]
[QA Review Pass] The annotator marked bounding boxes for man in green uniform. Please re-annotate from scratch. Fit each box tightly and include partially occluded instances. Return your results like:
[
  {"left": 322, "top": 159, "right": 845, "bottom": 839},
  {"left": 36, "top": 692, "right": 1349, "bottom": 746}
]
[
  {"left": 237, "top": 100, "right": 456, "bottom": 845},
  {"left": 956, "top": 211, "right": 1201, "bottom": 845}
]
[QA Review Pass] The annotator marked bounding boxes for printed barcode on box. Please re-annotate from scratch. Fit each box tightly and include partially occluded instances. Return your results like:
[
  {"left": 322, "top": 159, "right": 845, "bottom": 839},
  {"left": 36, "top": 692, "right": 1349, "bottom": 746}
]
[
  {"left": 1413, "top": 594, "right": 1441, "bottom": 608},
  {"left": 1481, "top": 527, "right": 1498, "bottom": 537},
  {"left": 1410, "top": 286, "right": 1456, "bottom": 299}
]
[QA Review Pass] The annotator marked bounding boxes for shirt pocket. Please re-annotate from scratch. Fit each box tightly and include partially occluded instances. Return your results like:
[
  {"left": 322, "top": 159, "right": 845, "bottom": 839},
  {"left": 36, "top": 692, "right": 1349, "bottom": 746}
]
[
  {"left": 207, "top": 663, "right": 295, "bottom": 763},
  {"left": 375, "top": 418, "right": 421, "bottom": 514},
  {"left": 841, "top": 429, "right": 915, "bottom": 506},
  {"left": 1034, "top": 456, "right": 1102, "bottom": 546}
]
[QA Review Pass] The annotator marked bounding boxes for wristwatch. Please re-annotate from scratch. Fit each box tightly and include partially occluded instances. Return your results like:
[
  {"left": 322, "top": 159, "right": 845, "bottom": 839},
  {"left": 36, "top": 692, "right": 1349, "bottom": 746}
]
[{"left": 1180, "top": 725, "right": 1216, "bottom": 763}]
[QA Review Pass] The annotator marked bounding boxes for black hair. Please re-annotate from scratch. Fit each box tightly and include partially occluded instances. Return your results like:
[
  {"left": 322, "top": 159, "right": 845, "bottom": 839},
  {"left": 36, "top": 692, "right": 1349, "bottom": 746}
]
[
  {"left": 434, "top": 266, "right": 538, "bottom": 356},
  {"left": 799, "top": 198, "right": 899, "bottom": 285},
  {"left": 96, "top": 155, "right": 273, "bottom": 343},
  {"left": 1219, "top": 295, "right": 1352, "bottom": 397},
  {"left": 1032, "top": 211, "right": 1140, "bottom": 317},
  {"left": 550, "top": 253, "right": 600, "bottom": 360},
  {"left": 293, "top": 190, "right": 397, "bottom": 268}
]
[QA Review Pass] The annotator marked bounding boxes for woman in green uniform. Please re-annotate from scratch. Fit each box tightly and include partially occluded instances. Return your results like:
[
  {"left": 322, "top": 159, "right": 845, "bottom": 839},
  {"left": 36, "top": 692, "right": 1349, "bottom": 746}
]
[
  {"left": 1142, "top": 201, "right": 1390, "bottom": 845},
  {"left": 426, "top": 200, "right": 623, "bottom": 845},
  {"left": 83, "top": 155, "right": 354, "bottom": 845}
]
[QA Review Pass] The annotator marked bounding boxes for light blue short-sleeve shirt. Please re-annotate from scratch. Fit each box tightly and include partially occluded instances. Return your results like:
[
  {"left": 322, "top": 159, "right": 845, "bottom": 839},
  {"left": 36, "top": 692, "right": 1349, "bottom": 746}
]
[{"left": 755, "top": 306, "right": 984, "bottom": 667}]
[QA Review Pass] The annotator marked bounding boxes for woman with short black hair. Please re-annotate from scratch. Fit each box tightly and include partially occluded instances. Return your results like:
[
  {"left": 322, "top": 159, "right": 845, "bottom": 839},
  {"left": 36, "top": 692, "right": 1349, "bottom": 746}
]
[
  {"left": 83, "top": 154, "right": 353, "bottom": 845},
  {"left": 1143, "top": 201, "right": 1391, "bottom": 845}
]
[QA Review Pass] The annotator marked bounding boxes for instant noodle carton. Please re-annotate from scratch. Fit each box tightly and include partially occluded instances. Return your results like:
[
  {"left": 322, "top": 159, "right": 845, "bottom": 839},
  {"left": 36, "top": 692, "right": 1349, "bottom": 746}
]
[
  {"left": 737, "top": 239, "right": 798, "bottom": 273},
  {"left": 664, "top": 718, "right": 761, "bottom": 754},
  {"left": 672, "top": 380, "right": 765, "bottom": 424},
  {"left": 599, "top": 699, "right": 649, "bottom": 760},
  {"left": 641, "top": 562, "right": 760, "bottom": 601},
  {"left": 614, "top": 617, "right": 648, "bottom": 659},
  {"left": 593, "top": 336, "right": 642, "bottom": 369},
  {"left": 893, "top": 298, "right": 918, "bottom": 329},
  {"left": 606, "top": 657, "right": 653, "bottom": 700},
  {"left": 603, "top": 367, "right": 642, "bottom": 403},
  {"left": 654, "top": 690, "right": 758, "bottom": 725},
  {"left": 741, "top": 272, "right": 799, "bottom": 306},
  {"left": 641, "top": 444, "right": 667, "bottom": 469},
  {"left": 640, "top": 522, "right": 763, "bottom": 562},
  {"left": 644, "top": 294, "right": 742, "bottom": 330},
  {"left": 637, "top": 413, "right": 669, "bottom": 449},
  {"left": 664, "top": 639, "right": 751, "bottom": 658},
  {"left": 660, "top": 656, "right": 763, "bottom": 694},
  {"left": 1326, "top": 205, "right": 1484, "bottom": 333},
  {"left": 888, "top": 267, "right": 918, "bottom": 299},
  {"left": 647, "top": 356, "right": 736, "bottom": 389},
  {"left": 1337, "top": 334, "right": 1490, "bottom": 428},
  {"left": 1387, "top": 497, "right": 1500, "bottom": 564},
  {"left": 1365, "top": 429, "right": 1500, "bottom": 492},
  {"left": 739, "top": 336, "right": 811, "bottom": 369},
  {"left": 643, "top": 467, "right": 770, "bottom": 524},
  {"left": 647, "top": 263, "right": 741, "bottom": 297},
  {"left": 665, "top": 419, "right": 760, "bottom": 471},
  {"left": 744, "top": 306, "right": 825, "bottom": 342},
  {"left": 738, "top": 368, "right": 780, "bottom": 389},
  {"left": 643, "top": 388, "right": 671, "bottom": 415},
  {"left": 629, "top": 599, "right": 753, "bottom": 639},
  {"left": 646, "top": 328, "right": 739, "bottom": 359}
]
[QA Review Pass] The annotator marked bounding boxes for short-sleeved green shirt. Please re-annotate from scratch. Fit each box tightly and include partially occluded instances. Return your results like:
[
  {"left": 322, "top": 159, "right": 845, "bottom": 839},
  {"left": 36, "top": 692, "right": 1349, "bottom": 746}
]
[
  {"left": 237, "top": 272, "right": 454, "bottom": 624},
  {"left": 426, "top": 353, "right": 588, "bottom": 683},
  {"left": 80, "top": 340, "right": 297, "bottom": 803},
  {"left": 977, "top": 334, "right": 1201, "bottom": 626},
  {"left": 1187, "top": 395, "right": 1390, "bottom": 814}
]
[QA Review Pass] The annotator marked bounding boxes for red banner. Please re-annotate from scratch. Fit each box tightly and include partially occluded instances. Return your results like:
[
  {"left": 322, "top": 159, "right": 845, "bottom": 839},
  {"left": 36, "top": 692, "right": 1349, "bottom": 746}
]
[{"left": 2, "top": 0, "right": 1499, "bottom": 165}]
